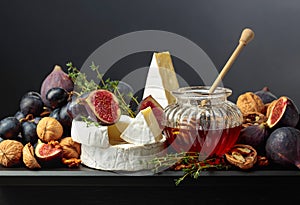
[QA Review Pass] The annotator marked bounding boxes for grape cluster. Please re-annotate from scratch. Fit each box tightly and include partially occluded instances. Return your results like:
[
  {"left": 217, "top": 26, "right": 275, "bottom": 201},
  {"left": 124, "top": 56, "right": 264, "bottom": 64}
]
[{"left": 0, "top": 88, "right": 76, "bottom": 147}]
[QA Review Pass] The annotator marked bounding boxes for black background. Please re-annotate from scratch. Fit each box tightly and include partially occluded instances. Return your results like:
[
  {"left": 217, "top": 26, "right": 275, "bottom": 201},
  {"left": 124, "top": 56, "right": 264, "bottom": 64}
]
[
  {"left": 1, "top": 0, "right": 300, "bottom": 204},
  {"left": 2, "top": 0, "right": 300, "bottom": 119}
]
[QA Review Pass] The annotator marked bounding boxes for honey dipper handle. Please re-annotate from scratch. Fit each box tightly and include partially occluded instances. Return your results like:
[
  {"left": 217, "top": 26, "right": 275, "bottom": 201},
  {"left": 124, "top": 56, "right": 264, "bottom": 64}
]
[
  {"left": 239, "top": 28, "right": 255, "bottom": 45},
  {"left": 209, "top": 28, "right": 255, "bottom": 94}
]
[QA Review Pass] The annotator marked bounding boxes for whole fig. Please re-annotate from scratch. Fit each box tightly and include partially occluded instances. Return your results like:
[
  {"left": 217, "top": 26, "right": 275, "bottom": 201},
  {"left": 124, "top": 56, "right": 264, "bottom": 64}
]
[
  {"left": 237, "top": 123, "right": 270, "bottom": 154},
  {"left": 254, "top": 87, "right": 277, "bottom": 104},
  {"left": 40, "top": 65, "right": 74, "bottom": 108},
  {"left": 265, "top": 127, "right": 300, "bottom": 169}
]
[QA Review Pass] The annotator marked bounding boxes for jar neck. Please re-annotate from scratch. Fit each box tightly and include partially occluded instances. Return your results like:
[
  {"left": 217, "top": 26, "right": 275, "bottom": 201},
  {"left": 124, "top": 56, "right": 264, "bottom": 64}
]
[
  {"left": 172, "top": 86, "right": 232, "bottom": 106},
  {"left": 176, "top": 95, "right": 227, "bottom": 106}
]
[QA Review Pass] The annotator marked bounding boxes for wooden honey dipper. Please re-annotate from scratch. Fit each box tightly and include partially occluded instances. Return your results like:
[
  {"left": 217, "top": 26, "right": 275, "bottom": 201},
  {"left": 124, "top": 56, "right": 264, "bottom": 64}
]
[{"left": 209, "top": 28, "right": 255, "bottom": 94}]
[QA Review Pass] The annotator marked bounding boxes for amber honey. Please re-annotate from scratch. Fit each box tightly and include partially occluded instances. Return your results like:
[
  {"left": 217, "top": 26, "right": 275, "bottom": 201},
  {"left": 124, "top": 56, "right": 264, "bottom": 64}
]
[{"left": 164, "top": 125, "right": 241, "bottom": 157}]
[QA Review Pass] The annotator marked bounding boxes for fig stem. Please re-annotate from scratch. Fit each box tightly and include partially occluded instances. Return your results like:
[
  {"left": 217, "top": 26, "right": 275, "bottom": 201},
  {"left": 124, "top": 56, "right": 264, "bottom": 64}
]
[{"left": 209, "top": 28, "right": 254, "bottom": 94}]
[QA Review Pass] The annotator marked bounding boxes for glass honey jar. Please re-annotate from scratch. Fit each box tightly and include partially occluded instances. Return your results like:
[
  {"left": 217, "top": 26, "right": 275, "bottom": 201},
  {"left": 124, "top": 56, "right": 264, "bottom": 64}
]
[{"left": 163, "top": 86, "right": 243, "bottom": 159}]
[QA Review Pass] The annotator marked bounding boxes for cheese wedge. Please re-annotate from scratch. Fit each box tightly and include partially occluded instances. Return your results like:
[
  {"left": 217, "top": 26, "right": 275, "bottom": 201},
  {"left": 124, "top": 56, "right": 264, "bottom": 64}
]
[
  {"left": 120, "top": 107, "right": 163, "bottom": 145},
  {"left": 71, "top": 115, "right": 132, "bottom": 148},
  {"left": 80, "top": 136, "right": 166, "bottom": 171},
  {"left": 142, "top": 51, "right": 179, "bottom": 108}
]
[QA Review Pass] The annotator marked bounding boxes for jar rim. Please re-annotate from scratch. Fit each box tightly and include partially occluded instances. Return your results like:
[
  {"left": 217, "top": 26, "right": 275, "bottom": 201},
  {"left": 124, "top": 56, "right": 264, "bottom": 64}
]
[{"left": 171, "top": 86, "right": 232, "bottom": 99}]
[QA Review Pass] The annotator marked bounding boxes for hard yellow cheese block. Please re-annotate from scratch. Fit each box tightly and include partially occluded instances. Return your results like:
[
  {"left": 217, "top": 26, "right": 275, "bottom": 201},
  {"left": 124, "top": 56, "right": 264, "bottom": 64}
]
[{"left": 142, "top": 51, "right": 179, "bottom": 108}]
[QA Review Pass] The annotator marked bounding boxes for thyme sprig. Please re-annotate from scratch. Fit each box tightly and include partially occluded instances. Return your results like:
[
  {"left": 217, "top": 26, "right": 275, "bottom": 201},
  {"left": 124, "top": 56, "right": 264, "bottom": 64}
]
[
  {"left": 66, "top": 62, "right": 138, "bottom": 118},
  {"left": 152, "top": 152, "right": 230, "bottom": 186}
]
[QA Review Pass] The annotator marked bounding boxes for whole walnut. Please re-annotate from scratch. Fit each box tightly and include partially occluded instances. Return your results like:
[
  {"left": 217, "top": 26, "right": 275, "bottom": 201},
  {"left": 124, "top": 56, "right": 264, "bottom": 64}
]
[
  {"left": 236, "top": 92, "right": 265, "bottom": 115},
  {"left": 60, "top": 137, "right": 81, "bottom": 159},
  {"left": 0, "top": 140, "right": 24, "bottom": 167},
  {"left": 36, "top": 117, "right": 63, "bottom": 142}
]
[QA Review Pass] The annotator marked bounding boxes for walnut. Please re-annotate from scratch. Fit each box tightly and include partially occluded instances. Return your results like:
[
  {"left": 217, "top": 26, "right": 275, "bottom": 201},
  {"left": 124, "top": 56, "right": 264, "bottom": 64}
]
[
  {"left": 22, "top": 143, "right": 41, "bottom": 169},
  {"left": 257, "top": 155, "right": 269, "bottom": 167},
  {"left": 236, "top": 92, "right": 265, "bottom": 115},
  {"left": 62, "top": 158, "right": 81, "bottom": 168},
  {"left": 36, "top": 117, "right": 63, "bottom": 142},
  {"left": 225, "top": 144, "right": 257, "bottom": 170},
  {"left": 0, "top": 140, "right": 24, "bottom": 167},
  {"left": 242, "top": 112, "right": 267, "bottom": 128},
  {"left": 60, "top": 137, "right": 81, "bottom": 159}
]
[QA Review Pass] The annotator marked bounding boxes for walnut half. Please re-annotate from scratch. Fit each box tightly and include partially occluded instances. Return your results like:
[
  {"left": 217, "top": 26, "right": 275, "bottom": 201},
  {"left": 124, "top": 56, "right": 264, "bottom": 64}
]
[
  {"left": 225, "top": 144, "right": 257, "bottom": 170},
  {"left": 60, "top": 137, "right": 81, "bottom": 159},
  {"left": 23, "top": 143, "right": 41, "bottom": 169}
]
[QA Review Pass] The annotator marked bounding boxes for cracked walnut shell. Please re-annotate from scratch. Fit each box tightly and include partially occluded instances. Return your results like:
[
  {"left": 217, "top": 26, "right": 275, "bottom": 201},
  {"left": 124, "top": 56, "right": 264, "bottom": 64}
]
[
  {"left": 225, "top": 144, "right": 257, "bottom": 170},
  {"left": 237, "top": 92, "right": 265, "bottom": 115},
  {"left": 22, "top": 143, "right": 41, "bottom": 169},
  {"left": 60, "top": 137, "right": 81, "bottom": 159},
  {"left": 36, "top": 117, "right": 63, "bottom": 142},
  {"left": 0, "top": 140, "right": 24, "bottom": 167}
]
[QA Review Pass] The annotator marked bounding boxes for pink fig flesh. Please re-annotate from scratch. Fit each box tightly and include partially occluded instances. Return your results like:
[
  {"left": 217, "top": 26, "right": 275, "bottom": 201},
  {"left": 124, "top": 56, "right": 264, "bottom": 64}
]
[
  {"left": 35, "top": 142, "right": 62, "bottom": 162},
  {"left": 85, "top": 89, "right": 121, "bottom": 125}
]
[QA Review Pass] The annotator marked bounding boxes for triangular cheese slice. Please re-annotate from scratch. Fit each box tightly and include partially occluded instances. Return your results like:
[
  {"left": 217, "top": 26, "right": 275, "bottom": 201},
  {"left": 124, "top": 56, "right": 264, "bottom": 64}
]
[
  {"left": 120, "top": 107, "right": 162, "bottom": 145},
  {"left": 142, "top": 51, "right": 179, "bottom": 108}
]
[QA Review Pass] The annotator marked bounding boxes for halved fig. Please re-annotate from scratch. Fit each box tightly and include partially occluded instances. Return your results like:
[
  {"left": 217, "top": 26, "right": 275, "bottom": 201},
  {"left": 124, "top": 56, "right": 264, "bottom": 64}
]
[
  {"left": 85, "top": 89, "right": 121, "bottom": 125},
  {"left": 266, "top": 96, "right": 299, "bottom": 128},
  {"left": 35, "top": 140, "right": 63, "bottom": 166},
  {"left": 138, "top": 95, "right": 165, "bottom": 129}
]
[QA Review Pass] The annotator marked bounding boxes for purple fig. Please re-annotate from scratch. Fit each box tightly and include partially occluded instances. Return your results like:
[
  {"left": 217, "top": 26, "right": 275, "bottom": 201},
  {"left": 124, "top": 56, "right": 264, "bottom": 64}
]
[
  {"left": 266, "top": 96, "right": 299, "bottom": 128},
  {"left": 237, "top": 123, "right": 270, "bottom": 154},
  {"left": 254, "top": 87, "right": 277, "bottom": 104},
  {"left": 266, "top": 127, "right": 300, "bottom": 169},
  {"left": 40, "top": 65, "right": 74, "bottom": 108}
]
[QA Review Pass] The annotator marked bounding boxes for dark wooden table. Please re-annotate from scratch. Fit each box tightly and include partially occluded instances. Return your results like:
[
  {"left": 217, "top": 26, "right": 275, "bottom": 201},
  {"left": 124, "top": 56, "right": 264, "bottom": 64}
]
[{"left": 0, "top": 166, "right": 299, "bottom": 204}]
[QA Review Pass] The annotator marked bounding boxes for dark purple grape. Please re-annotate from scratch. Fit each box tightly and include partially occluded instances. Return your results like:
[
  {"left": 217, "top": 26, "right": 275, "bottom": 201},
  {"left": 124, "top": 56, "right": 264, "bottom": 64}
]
[
  {"left": 14, "top": 111, "right": 25, "bottom": 120},
  {"left": 46, "top": 87, "right": 69, "bottom": 109},
  {"left": 0, "top": 116, "right": 21, "bottom": 139},
  {"left": 49, "top": 106, "right": 72, "bottom": 136},
  {"left": 21, "top": 121, "right": 38, "bottom": 145},
  {"left": 33, "top": 117, "right": 42, "bottom": 125},
  {"left": 14, "top": 134, "right": 23, "bottom": 143},
  {"left": 49, "top": 108, "right": 61, "bottom": 119},
  {"left": 20, "top": 91, "right": 44, "bottom": 116},
  {"left": 59, "top": 103, "right": 72, "bottom": 128}
]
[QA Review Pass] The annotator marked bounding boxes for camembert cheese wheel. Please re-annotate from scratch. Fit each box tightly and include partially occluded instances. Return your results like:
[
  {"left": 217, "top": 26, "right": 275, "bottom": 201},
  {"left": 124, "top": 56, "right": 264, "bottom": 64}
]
[{"left": 80, "top": 136, "right": 166, "bottom": 171}]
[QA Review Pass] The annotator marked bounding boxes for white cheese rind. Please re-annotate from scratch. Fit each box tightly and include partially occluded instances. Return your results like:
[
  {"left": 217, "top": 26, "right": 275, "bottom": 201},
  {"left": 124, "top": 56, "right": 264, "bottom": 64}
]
[
  {"left": 80, "top": 136, "right": 166, "bottom": 171},
  {"left": 71, "top": 120, "right": 110, "bottom": 148},
  {"left": 142, "top": 51, "right": 179, "bottom": 108},
  {"left": 71, "top": 115, "right": 132, "bottom": 148}
]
